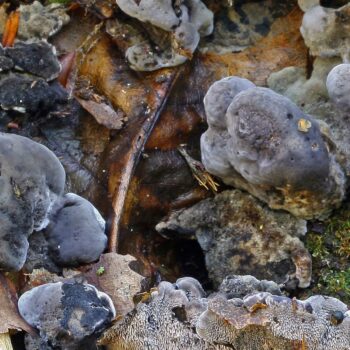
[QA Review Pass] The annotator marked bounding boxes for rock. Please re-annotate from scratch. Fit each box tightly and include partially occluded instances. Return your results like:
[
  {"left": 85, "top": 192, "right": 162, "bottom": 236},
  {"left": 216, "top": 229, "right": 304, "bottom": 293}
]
[
  {"left": 200, "top": 76, "right": 346, "bottom": 219},
  {"left": 17, "top": 1, "right": 70, "bottom": 41},
  {"left": 0, "top": 74, "right": 67, "bottom": 114},
  {"left": 300, "top": 3, "right": 350, "bottom": 60},
  {"left": 18, "top": 282, "right": 115, "bottom": 349},
  {"left": 0, "top": 133, "right": 65, "bottom": 270},
  {"left": 46, "top": 193, "right": 107, "bottom": 267},
  {"left": 116, "top": 0, "right": 213, "bottom": 71},
  {"left": 156, "top": 189, "right": 311, "bottom": 288},
  {"left": 5, "top": 41, "right": 61, "bottom": 81}
]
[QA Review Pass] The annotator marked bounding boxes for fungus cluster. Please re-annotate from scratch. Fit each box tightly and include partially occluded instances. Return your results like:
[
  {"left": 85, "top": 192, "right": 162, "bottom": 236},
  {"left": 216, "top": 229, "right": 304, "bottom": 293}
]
[
  {"left": 0, "top": 41, "right": 67, "bottom": 114},
  {"left": 0, "top": 133, "right": 107, "bottom": 271},
  {"left": 115, "top": 0, "right": 214, "bottom": 71},
  {"left": 100, "top": 275, "right": 350, "bottom": 349},
  {"left": 157, "top": 189, "right": 312, "bottom": 288},
  {"left": 267, "top": 1, "right": 350, "bottom": 174},
  {"left": 200, "top": 76, "right": 346, "bottom": 219}
]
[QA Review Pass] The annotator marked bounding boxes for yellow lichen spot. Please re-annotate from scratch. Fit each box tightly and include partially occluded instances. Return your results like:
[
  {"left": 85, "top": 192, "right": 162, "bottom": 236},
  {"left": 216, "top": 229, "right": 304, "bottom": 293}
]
[{"left": 298, "top": 118, "right": 312, "bottom": 132}]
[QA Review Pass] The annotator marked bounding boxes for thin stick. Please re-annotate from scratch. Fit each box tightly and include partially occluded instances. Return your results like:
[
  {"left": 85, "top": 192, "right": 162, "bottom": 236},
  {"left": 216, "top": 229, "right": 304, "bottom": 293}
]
[{"left": 108, "top": 68, "right": 183, "bottom": 252}]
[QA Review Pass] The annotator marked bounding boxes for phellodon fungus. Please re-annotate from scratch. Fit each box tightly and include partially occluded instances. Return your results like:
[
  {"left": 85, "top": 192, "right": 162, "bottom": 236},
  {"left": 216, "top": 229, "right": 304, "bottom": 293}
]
[
  {"left": 18, "top": 281, "right": 116, "bottom": 349},
  {"left": 0, "top": 132, "right": 107, "bottom": 271},
  {"left": 115, "top": 0, "right": 214, "bottom": 71},
  {"left": 200, "top": 76, "right": 347, "bottom": 219},
  {"left": 99, "top": 275, "right": 350, "bottom": 349}
]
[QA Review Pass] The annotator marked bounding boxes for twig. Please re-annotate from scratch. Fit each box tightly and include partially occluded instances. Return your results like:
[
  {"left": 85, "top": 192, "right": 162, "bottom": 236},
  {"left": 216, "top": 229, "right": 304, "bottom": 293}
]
[
  {"left": 178, "top": 146, "right": 219, "bottom": 192},
  {"left": 108, "top": 68, "right": 183, "bottom": 253}
]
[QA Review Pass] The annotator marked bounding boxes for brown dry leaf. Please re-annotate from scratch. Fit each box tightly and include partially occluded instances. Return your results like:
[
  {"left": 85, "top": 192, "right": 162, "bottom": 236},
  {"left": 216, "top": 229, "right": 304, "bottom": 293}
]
[
  {"left": 75, "top": 97, "right": 124, "bottom": 130},
  {"left": 84, "top": 253, "right": 145, "bottom": 316},
  {"left": 79, "top": 34, "right": 183, "bottom": 252},
  {"left": 0, "top": 273, "right": 33, "bottom": 334}
]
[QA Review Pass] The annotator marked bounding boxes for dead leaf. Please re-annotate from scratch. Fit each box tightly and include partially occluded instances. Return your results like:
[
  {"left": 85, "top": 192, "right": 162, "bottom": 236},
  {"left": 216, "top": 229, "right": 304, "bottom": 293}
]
[
  {"left": 84, "top": 253, "right": 145, "bottom": 316},
  {"left": 0, "top": 273, "right": 34, "bottom": 335},
  {"left": 75, "top": 97, "right": 124, "bottom": 130}
]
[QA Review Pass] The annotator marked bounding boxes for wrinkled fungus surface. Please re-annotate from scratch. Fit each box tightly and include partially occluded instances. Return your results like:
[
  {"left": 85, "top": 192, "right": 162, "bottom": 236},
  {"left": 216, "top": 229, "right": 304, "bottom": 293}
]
[
  {"left": 46, "top": 193, "right": 107, "bottom": 267},
  {"left": 19, "top": 282, "right": 115, "bottom": 349},
  {"left": 157, "top": 189, "right": 311, "bottom": 288},
  {"left": 0, "top": 133, "right": 65, "bottom": 270},
  {"left": 115, "top": 0, "right": 213, "bottom": 70},
  {"left": 200, "top": 76, "right": 346, "bottom": 219}
]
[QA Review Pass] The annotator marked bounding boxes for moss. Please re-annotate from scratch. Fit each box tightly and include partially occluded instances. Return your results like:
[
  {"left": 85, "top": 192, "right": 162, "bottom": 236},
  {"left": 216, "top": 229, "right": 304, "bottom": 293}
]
[
  {"left": 46, "top": 0, "right": 71, "bottom": 5},
  {"left": 304, "top": 203, "right": 350, "bottom": 303}
]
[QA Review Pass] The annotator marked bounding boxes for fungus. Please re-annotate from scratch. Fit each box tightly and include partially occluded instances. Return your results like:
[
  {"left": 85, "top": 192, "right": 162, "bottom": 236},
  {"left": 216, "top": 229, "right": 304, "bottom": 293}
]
[
  {"left": 5, "top": 41, "right": 61, "bottom": 81},
  {"left": 218, "top": 275, "right": 282, "bottom": 299},
  {"left": 46, "top": 193, "right": 107, "bottom": 267},
  {"left": 298, "top": 0, "right": 319, "bottom": 11},
  {"left": 200, "top": 77, "right": 346, "bottom": 219},
  {"left": 196, "top": 292, "right": 350, "bottom": 349},
  {"left": 0, "top": 133, "right": 65, "bottom": 270},
  {"left": 17, "top": 1, "right": 70, "bottom": 41},
  {"left": 115, "top": 0, "right": 213, "bottom": 71},
  {"left": 300, "top": 3, "right": 350, "bottom": 60},
  {"left": 99, "top": 279, "right": 208, "bottom": 348},
  {"left": 18, "top": 282, "right": 116, "bottom": 349},
  {"left": 0, "top": 74, "right": 67, "bottom": 113},
  {"left": 157, "top": 189, "right": 312, "bottom": 288},
  {"left": 326, "top": 63, "right": 350, "bottom": 110},
  {"left": 98, "top": 274, "right": 350, "bottom": 349}
]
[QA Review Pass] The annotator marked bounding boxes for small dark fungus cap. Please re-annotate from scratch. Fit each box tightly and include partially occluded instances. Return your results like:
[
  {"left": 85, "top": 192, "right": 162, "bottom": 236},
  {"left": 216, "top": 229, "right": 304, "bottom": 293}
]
[
  {"left": 5, "top": 41, "right": 61, "bottom": 81},
  {"left": 0, "top": 74, "right": 67, "bottom": 113}
]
